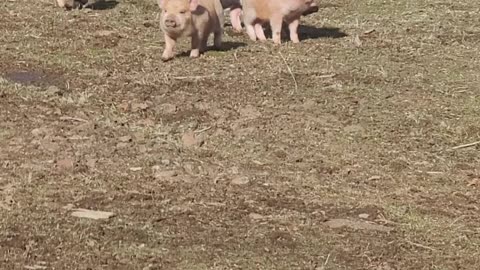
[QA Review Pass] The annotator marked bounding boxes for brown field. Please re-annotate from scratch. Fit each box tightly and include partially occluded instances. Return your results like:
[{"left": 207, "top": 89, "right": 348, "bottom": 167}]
[{"left": 1, "top": 0, "right": 479, "bottom": 269}]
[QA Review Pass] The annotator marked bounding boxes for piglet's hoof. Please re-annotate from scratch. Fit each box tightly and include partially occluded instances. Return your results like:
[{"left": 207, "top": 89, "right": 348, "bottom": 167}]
[
  {"left": 161, "top": 56, "right": 173, "bottom": 62},
  {"left": 190, "top": 50, "right": 200, "bottom": 58}
]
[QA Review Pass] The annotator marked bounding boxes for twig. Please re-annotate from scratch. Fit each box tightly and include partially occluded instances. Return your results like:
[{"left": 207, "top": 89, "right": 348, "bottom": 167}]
[
  {"left": 318, "top": 73, "right": 337, "bottom": 79},
  {"left": 171, "top": 74, "right": 215, "bottom": 80},
  {"left": 323, "top": 252, "right": 331, "bottom": 267},
  {"left": 278, "top": 51, "right": 298, "bottom": 94},
  {"left": 451, "top": 140, "right": 480, "bottom": 150},
  {"left": 448, "top": 215, "right": 466, "bottom": 227},
  {"left": 59, "top": 116, "right": 89, "bottom": 123},
  {"left": 316, "top": 253, "right": 331, "bottom": 270},
  {"left": 194, "top": 126, "right": 212, "bottom": 134},
  {"left": 405, "top": 240, "right": 436, "bottom": 251}
]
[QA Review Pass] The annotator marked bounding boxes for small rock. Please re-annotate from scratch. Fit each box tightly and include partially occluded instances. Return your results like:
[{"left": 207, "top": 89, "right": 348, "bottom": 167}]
[
  {"left": 303, "top": 99, "right": 317, "bottom": 109},
  {"left": 138, "top": 145, "right": 147, "bottom": 153},
  {"left": 63, "top": 204, "right": 75, "bottom": 210},
  {"left": 118, "top": 136, "right": 132, "bottom": 142},
  {"left": 368, "top": 175, "right": 381, "bottom": 181},
  {"left": 249, "top": 213, "right": 265, "bottom": 220},
  {"left": 169, "top": 204, "right": 192, "bottom": 213},
  {"left": 234, "top": 127, "right": 255, "bottom": 137},
  {"left": 193, "top": 102, "right": 210, "bottom": 111},
  {"left": 229, "top": 166, "right": 240, "bottom": 174},
  {"left": 56, "top": 158, "right": 74, "bottom": 171},
  {"left": 273, "top": 149, "right": 288, "bottom": 159},
  {"left": 24, "top": 265, "right": 47, "bottom": 270},
  {"left": 116, "top": 142, "right": 129, "bottom": 149},
  {"left": 158, "top": 103, "right": 177, "bottom": 114},
  {"left": 154, "top": 170, "right": 177, "bottom": 179},
  {"left": 71, "top": 208, "right": 115, "bottom": 220},
  {"left": 42, "top": 142, "right": 60, "bottom": 152},
  {"left": 131, "top": 102, "right": 150, "bottom": 112},
  {"left": 376, "top": 262, "right": 396, "bottom": 270},
  {"left": 31, "top": 128, "right": 46, "bottom": 137},
  {"left": 358, "top": 213, "right": 370, "bottom": 219},
  {"left": 86, "top": 158, "right": 97, "bottom": 169},
  {"left": 239, "top": 105, "right": 262, "bottom": 119},
  {"left": 161, "top": 159, "right": 171, "bottom": 165},
  {"left": 87, "top": 239, "right": 96, "bottom": 247},
  {"left": 143, "top": 22, "right": 154, "bottom": 28},
  {"left": 136, "top": 118, "right": 155, "bottom": 127},
  {"left": 231, "top": 176, "right": 250, "bottom": 185},
  {"left": 183, "top": 162, "right": 198, "bottom": 175},
  {"left": 182, "top": 131, "right": 196, "bottom": 147},
  {"left": 45, "top": 86, "right": 61, "bottom": 96},
  {"left": 181, "top": 131, "right": 203, "bottom": 148},
  {"left": 343, "top": 124, "right": 365, "bottom": 133},
  {"left": 94, "top": 30, "right": 117, "bottom": 37},
  {"left": 118, "top": 102, "right": 130, "bottom": 111}
]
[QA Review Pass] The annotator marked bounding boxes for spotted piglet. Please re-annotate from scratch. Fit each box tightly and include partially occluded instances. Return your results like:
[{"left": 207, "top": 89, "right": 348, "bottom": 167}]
[
  {"left": 158, "top": 0, "right": 224, "bottom": 61},
  {"left": 241, "top": 0, "right": 318, "bottom": 44}
]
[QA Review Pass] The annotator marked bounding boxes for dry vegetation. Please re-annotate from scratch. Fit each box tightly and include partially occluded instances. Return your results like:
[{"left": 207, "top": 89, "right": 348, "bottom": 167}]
[{"left": 1, "top": 0, "right": 480, "bottom": 269}]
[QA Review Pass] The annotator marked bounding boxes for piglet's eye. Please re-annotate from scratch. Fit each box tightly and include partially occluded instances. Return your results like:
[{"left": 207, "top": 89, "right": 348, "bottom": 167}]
[{"left": 180, "top": 10, "right": 186, "bottom": 14}]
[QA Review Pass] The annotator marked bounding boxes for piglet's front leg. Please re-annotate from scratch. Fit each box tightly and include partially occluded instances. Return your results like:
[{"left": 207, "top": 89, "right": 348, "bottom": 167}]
[
  {"left": 190, "top": 34, "right": 201, "bottom": 58},
  {"left": 162, "top": 34, "right": 177, "bottom": 62}
]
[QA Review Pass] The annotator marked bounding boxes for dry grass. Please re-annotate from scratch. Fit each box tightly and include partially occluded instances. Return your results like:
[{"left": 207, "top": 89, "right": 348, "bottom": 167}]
[{"left": 1, "top": 0, "right": 480, "bottom": 269}]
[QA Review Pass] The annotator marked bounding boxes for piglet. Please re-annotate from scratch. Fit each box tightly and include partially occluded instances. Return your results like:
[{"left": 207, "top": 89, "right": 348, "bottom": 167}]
[
  {"left": 220, "top": 0, "right": 243, "bottom": 32},
  {"left": 241, "top": 0, "right": 317, "bottom": 44},
  {"left": 158, "top": 0, "right": 224, "bottom": 61},
  {"left": 56, "top": 0, "right": 88, "bottom": 9}
]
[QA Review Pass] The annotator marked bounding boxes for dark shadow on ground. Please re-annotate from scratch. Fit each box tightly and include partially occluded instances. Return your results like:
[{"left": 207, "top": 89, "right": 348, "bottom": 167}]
[
  {"left": 85, "top": 0, "right": 119, "bottom": 10},
  {"left": 216, "top": 41, "right": 247, "bottom": 51},
  {"left": 257, "top": 25, "right": 348, "bottom": 42},
  {"left": 3, "top": 70, "right": 66, "bottom": 89},
  {"left": 297, "top": 25, "right": 348, "bottom": 41},
  {"left": 175, "top": 41, "right": 247, "bottom": 58}
]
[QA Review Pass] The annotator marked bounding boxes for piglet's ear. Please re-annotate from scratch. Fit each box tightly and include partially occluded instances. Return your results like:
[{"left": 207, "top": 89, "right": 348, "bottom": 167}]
[
  {"left": 157, "top": 0, "right": 164, "bottom": 8},
  {"left": 189, "top": 0, "right": 199, "bottom": 11}
]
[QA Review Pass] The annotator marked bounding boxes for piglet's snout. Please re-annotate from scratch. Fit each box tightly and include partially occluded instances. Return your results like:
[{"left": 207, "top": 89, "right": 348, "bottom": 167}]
[{"left": 163, "top": 16, "right": 178, "bottom": 28}]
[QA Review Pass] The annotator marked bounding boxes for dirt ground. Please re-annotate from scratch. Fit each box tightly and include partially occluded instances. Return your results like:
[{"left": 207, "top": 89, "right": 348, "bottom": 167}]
[{"left": 0, "top": 0, "right": 479, "bottom": 269}]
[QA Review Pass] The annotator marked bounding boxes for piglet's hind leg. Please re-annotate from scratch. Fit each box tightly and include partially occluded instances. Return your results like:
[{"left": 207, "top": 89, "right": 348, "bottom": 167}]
[
  {"left": 254, "top": 24, "right": 267, "bottom": 41},
  {"left": 230, "top": 8, "right": 243, "bottom": 32},
  {"left": 270, "top": 15, "right": 283, "bottom": 44},
  {"left": 288, "top": 19, "right": 300, "bottom": 43}
]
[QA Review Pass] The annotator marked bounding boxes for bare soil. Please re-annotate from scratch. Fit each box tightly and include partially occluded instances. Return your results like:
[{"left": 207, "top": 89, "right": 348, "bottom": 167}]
[{"left": 1, "top": 0, "right": 479, "bottom": 269}]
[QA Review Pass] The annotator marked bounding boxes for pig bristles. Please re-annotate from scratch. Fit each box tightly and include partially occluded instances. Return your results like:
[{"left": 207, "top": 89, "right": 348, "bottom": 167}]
[{"left": 278, "top": 51, "right": 298, "bottom": 94}]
